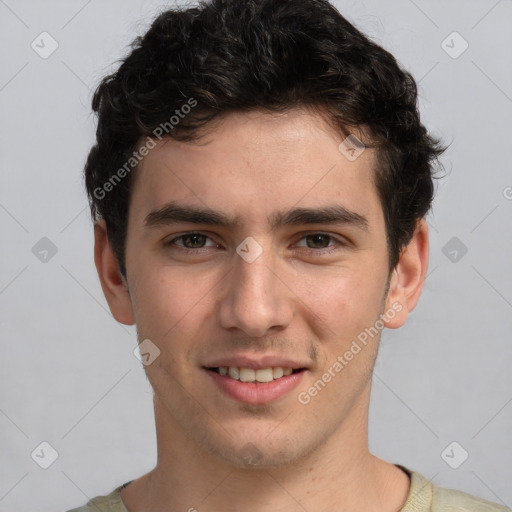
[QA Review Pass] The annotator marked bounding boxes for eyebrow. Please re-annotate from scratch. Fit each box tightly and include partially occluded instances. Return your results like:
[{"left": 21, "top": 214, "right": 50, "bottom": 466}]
[{"left": 144, "top": 201, "right": 369, "bottom": 233}]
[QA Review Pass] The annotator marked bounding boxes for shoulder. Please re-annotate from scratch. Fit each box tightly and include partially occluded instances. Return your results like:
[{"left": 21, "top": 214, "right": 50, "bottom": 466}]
[
  {"left": 398, "top": 466, "right": 510, "bottom": 512},
  {"left": 432, "top": 484, "right": 511, "bottom": 512},
  {"left": 65, "top": 482, "right": 129, "bottom": 512}
]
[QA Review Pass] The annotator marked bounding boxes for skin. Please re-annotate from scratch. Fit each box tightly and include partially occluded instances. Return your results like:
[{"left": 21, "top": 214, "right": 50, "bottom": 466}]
[{"left": 95, "top": 107, "right": 429, "bottom": 512}]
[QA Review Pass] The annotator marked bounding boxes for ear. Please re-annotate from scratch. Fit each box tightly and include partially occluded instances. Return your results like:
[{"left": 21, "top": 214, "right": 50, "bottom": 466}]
[
  {"left": 94, "top": 219, "right": 135, "bottom": 325},
  {"left": 383, "top": 218, "right": 429, "bottom": 329}
]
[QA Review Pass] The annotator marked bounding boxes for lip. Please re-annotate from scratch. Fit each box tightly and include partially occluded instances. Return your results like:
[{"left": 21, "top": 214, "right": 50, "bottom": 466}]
[
  {"left": 203, "top": 355, "right": 309, "bottom": 370},
  {"left": 204, "top": 367, "right": 306, "bottom": 405}
]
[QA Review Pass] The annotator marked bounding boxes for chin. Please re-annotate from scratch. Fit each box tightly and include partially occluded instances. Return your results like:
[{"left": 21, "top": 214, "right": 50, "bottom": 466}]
[{"left": 206, "top": 436, "right": 307, "bottom": 470}]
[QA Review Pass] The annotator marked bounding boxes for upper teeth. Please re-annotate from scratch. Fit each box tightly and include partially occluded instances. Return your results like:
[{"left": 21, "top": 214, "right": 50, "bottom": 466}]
[{"left": 218, "top": 366, "right": 294, "bottom": 382}]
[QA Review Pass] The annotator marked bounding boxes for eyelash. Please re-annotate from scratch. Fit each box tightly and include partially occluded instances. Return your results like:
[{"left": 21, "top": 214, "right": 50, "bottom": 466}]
[{"left": 164, "top": 232, "right": 347, "bottom": 255}]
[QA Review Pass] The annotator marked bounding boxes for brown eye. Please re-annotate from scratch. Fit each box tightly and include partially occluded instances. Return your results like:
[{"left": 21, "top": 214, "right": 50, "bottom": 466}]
[
  {"left": 294, "top": 232, "right": 347, "bottom": 255},
  {"left": 165, "top": 232, "right": 217, "bottom": 251},
  {"left": 304, "top": 234, "right": 332, "bottom": 249},
  {"left": 179, "top": 233, "right": 207, "bottom": 249}
]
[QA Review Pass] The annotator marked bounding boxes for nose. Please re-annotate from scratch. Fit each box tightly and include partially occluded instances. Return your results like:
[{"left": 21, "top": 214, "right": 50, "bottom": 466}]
[{"left": 217, "top": 244, "right": 294, "bottom": 338}]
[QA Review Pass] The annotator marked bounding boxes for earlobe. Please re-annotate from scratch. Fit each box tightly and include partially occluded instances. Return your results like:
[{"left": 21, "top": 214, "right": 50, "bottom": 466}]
[
  {"left": 383, "top": 218, "right": 429, "bottom": 329},
  {"left": 94, "top": 220, "right": 135, "bottom": 325}
]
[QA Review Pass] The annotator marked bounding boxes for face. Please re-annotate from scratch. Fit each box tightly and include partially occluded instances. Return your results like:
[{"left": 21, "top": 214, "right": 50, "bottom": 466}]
[{"left": 119, "top": 108, "right": 404, "bottom": 468}]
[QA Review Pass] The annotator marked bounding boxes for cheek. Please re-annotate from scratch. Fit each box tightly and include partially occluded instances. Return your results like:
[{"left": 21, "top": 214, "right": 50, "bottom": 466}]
[
  {"left": 130, "top": 263, "right": 219, "bottom": 341},
  {"left": 295, "top": 264, "right": 386, "bottom": 333}
]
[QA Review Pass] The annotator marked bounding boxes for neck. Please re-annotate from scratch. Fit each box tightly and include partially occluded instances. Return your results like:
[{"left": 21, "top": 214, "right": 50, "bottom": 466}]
[{"left": 121, "top": 383, "right": 410, "bottom": 512}]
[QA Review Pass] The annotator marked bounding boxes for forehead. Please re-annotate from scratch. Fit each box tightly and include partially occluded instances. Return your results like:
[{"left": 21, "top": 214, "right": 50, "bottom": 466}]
[{"left": 129, "top": 108, "right": 383, "bottom": 232}]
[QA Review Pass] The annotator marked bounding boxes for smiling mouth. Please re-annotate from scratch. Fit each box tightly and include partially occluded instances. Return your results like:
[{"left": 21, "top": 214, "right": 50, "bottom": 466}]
[{"left": 205, "top": 366, "right": 305, "bottom": 383}]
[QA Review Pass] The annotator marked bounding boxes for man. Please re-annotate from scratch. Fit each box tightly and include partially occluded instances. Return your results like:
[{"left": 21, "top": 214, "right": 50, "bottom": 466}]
[{"left": 68, "top": 0, "right": 509, "bottom": 510}]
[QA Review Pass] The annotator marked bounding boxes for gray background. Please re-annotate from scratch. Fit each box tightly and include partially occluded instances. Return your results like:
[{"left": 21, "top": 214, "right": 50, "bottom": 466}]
[{"left": 1, "top": 0, "right": 511, "bottom": 510}]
